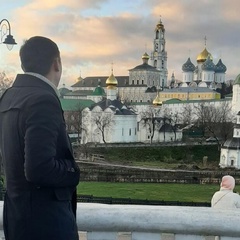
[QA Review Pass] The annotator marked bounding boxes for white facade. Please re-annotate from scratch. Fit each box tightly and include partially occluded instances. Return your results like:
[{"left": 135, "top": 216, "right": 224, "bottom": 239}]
[
  {"left": 81, "top": 106, "right": 137, "bottom": 144},
  {"left": 220, "top": 111, "right": 240, "bottom": 169},
  {"left": 220, "top": 148, "right": 240, "bottom": 169},
  {"left": 232, "top": 81, "right": 240, "bottom": 115}
]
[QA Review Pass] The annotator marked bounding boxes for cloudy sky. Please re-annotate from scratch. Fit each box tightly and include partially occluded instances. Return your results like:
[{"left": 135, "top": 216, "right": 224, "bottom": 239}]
[{"left": 1, "top": 0, "right": 240, "bottom": 88}]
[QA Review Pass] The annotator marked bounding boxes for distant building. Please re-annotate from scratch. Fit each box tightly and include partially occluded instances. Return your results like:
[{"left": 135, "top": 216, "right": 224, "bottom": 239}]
[
  {"left": 220, "top": 111, "right": 240, "bottom": 169},
  {"left": 156, "top": 86, "right": 221, "bottom": 102},
  {"left": 58, "top": 18, "right": 237, "bottom": 146},
  {"left": 181, "top": 45, "right": 227, "bottom": 86},
  {"left": 70, "top": 19, "right": 168, "bottom": 103}
]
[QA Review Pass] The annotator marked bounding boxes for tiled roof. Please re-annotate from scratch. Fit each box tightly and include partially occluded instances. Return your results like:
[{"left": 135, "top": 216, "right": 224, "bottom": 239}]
[{"left": 89, "top": 99, "right": 136, "bottom": 115}]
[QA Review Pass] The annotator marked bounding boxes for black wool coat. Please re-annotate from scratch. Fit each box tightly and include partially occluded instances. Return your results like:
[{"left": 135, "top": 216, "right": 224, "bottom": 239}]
[{"left": 0, "top": 74, "right": 80, "bottom": 240}]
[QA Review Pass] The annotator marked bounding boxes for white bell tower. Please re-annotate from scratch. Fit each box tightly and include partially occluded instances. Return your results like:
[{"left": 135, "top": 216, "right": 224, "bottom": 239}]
[{"left": 151, "top": 18, "right": 168, "bottom": 88}]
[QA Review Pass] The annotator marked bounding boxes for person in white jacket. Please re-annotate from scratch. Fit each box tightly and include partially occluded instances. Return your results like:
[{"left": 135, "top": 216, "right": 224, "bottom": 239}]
[{"left": 211, "top": 175, "right": 240, "bottom": 209}]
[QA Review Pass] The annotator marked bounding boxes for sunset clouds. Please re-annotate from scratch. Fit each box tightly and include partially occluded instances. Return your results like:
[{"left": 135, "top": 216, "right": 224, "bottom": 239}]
[{"left": 2, "top": 0, "right": 240, "bottom": 87}]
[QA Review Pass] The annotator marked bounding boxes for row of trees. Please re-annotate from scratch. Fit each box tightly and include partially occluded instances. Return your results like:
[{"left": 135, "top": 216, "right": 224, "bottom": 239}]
[{"left": 135, "top": 100, "right": 234, "bottom": 147}]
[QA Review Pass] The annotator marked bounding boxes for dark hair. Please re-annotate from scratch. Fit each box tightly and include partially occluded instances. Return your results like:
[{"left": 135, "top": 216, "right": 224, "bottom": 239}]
[{"left": 20, "top": 36, "right": 60, "bottom": 76}]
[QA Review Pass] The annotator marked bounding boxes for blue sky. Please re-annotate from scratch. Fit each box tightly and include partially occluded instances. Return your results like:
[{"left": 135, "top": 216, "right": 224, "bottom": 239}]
[{"left": 1, "top": 0, "right": 240, "bottom": 87}]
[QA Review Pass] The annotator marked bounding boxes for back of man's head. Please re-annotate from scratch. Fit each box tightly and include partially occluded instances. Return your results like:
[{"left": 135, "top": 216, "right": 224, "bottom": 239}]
[{"left": 20, "top": 36, "right": 60, "bottom": 76}]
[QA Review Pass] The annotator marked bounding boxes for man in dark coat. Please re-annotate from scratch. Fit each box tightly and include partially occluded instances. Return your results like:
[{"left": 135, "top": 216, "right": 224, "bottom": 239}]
[{"left": 0, "top": 36, "right": 80, "bottom": 240}]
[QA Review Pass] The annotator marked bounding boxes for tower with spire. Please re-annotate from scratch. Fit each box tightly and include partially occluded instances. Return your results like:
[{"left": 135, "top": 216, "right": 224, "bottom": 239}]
[{"left": 150, "top": 18, "right": 168, "bottom": 88}]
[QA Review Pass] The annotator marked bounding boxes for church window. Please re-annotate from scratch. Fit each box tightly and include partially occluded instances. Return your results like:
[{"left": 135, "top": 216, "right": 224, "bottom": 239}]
[
  {"left": 132, "top": 80, "right": 134, "bottom": 85},
  {"left": 135, "top": 128, "right": 137, "bottom": 135},
  {"left": 153, "top": 80, "right": 155, "bottom": 85},
  {"left": 142, "top": 80, "right": 144, "bottom": 84},
  {"left": 231, "top": 160, "right": 234, "bottom": 166},
  {"left": 137, "top": 122, "right": 140, "bottom": 131},
  {"left": 129, "top": 129, "right": 131, "bottom": 136},
  {"left": 156, "top": 31, "right": 159, "bottom": 39},
  {"left": 122, "top": 128, "right": 124, "bottom": 136},
  {"left": 154, "top": 60, "right": 157, "bottom": 68},
  {"left": 137, "top": 80, "right": 139, "bottom": 85}
]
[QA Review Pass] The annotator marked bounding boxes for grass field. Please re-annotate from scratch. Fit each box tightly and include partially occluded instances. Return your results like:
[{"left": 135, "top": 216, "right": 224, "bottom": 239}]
[
  {"left": 77, "top": 182, "right": 240, "bottom": 203},
  {"left": 76, "top": 145, "right": 238, "bottom": 203}
]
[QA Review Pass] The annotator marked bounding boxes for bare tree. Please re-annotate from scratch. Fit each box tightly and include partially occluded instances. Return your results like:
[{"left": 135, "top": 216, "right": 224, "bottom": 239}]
[
  {"left": 180, "top": 104, "right": 194, "bottom": 126},
  {"left": 140, "top": 106, "right": 161, "bottom": 144},
  {"left": 193, "top": 101, "right": 234, "bottom": 147},
  {"left": 0, "top": 72, "right": 13, "bottom": 97},
  {"left": 92, "top": 112, "right": 115, "bottom": 144},
  {"left": 64, "top": 103, "right": 88, "bottom": 143},
  {"left": 164, "top": 108, "right": 181, "bottom": 141}
]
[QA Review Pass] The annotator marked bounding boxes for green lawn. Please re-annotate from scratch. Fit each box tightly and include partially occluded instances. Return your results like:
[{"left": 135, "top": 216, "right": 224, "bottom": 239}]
[{"left": 77, "top": 182, "right": 240, "bottom": 203}]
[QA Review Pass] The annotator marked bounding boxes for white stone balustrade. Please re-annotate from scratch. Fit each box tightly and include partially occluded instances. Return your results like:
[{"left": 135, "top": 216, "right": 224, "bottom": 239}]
[{"left": 1, "top": 202, "right": 240, "bottom": 239}]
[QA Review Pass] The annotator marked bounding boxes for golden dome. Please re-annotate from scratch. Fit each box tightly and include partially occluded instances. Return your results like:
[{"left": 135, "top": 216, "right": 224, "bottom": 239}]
[
  {"left": 142, "top": 52, "right": 149, "bottom": 59},
  {"left": 197, "top": 47, "right": 213, "bottom": 62},
  {"left": 156, "top": 19, "right": 165, "bottom": 31},
  {"left": 153, "top": 93, "right": 162, "bottom": 106},
  {"left": 106, "top": 72, "right": 118, "bottom": 86}
]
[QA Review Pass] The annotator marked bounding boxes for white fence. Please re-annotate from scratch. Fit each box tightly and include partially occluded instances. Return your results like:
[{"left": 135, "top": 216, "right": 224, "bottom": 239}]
[{"left": 0, "top": 202, "right": 240, "bottom": 239}]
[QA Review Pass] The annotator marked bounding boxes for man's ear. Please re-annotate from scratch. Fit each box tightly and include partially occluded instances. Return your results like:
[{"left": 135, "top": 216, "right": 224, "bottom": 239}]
[
  {"left": 21, "top": 64, "right": 26, "bottom": 72},
  {"left": 53, "top": 57, "right": 61, "bottom": 72}
]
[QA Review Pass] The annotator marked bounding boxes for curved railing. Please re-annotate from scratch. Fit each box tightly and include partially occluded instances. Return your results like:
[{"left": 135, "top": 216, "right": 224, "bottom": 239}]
[{"left": 0, "top": 202, "right": 240, "bottom": 239}]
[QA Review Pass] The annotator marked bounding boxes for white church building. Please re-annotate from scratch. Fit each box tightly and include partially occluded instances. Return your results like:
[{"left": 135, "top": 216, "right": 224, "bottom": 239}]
[{"left": 220, "top": 74, "right": 240, "bottom": 169}]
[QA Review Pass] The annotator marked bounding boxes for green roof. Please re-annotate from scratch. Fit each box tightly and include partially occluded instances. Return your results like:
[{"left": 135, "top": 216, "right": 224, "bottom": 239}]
[
  {"left": 163, "top": 98, "right": 231, "bottom": 105},
  {"left": 92, "top": 86, "right": 105, "bottom": 96},
  {"left": 234, "top": 74, "right": 240, "bottom": 85},
  {"left": 60, "top": 99, "right": 94, "bottom": 111},
  {"left": 164, "top": 98, "right": 182, "bottom": 104}
]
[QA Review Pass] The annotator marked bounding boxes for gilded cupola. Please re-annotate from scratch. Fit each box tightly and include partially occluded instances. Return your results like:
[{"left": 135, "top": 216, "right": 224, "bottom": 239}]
[
  {"left": 106, "top": 69, "right": 118, "bottom": 89},
  {"left": 155, "top": 18, "right": 165, "bottom": 32},
  {"left": 142, "top": 52, "right": 149, "bottom": 64},
  {"left": 153, "top": 93, "right": 162, "bottom": 106},
  {"left": 197, "top": 47, "right": 213, "bottom": 63}
]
